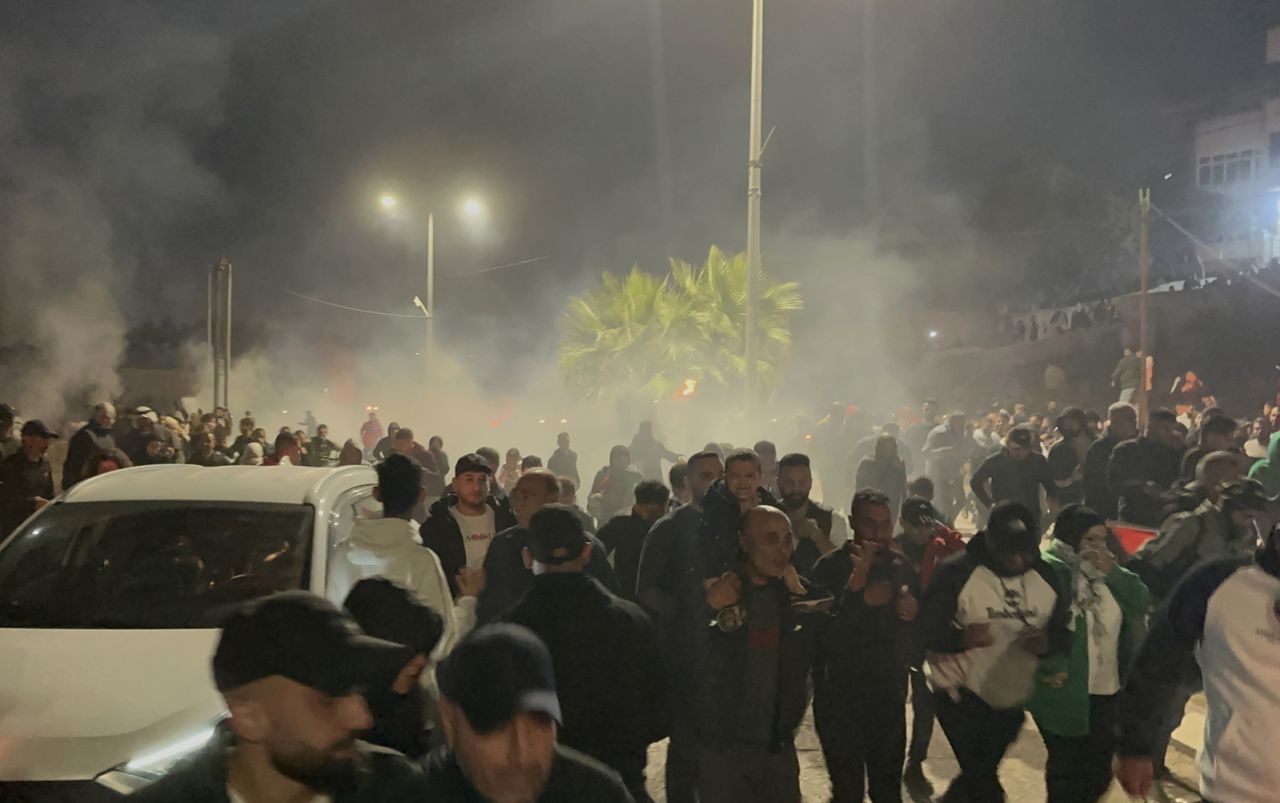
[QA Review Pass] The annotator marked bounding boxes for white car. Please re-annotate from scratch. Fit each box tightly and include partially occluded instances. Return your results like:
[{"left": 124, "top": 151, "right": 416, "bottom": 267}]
[{"left": 0, "top": 464, "right": 381, "bottom": 800}]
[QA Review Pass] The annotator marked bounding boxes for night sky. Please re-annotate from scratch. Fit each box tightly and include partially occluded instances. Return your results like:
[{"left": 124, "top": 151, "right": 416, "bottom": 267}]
[{"left": 4, "top": 0, "right": 1280, "bottom": 404}]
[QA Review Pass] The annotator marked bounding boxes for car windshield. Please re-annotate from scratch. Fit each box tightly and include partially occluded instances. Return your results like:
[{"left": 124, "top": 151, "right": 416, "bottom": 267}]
[{"left": 0, "top": 501, "right": 313, "bottom": 629}]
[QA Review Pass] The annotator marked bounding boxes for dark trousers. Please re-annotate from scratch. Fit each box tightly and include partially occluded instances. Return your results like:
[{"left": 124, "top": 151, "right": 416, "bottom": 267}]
[
  {"left": 1040, "top": 695, "right": 1117, "bottom": 803},
  {"left": 934, "top": 690, "right": 1024, "bottom": 803},
  {"left": 697, "top": 743, "right": 800, "bottom": 803},
  {"left": 814, "top": 686, "right": 906, "bottom": 803},
  {"left": 908, "top": 666, "right": 935, "bottom": 765},
  {"left": 664, "top": 704, "right": 700, "bottom": 803}
]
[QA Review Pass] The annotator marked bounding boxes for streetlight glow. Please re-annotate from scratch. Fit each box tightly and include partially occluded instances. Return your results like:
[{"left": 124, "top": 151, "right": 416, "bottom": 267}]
[
  {"left": 379, "top": 193, "right": 399, "bottom": 210},
  {"left": 461, "top": 197, "right": 485, "bottom": 219}
]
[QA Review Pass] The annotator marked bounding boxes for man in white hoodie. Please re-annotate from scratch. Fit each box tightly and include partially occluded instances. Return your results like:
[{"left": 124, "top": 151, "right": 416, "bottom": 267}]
[{"left": 342, "top": 453, "right": 485, "bottom": 653}]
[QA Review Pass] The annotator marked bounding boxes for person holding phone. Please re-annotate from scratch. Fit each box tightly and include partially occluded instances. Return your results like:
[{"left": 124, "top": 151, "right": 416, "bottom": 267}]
[
  {"left": 1028, "top": 505, "right": 1150, "bottom": 803},
  {"left": 810, "top": 489, "right": 920, "bottom": 802}
]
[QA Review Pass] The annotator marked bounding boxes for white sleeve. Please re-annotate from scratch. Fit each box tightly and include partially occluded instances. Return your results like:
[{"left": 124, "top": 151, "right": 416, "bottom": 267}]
[
  {"left": 829, "top": 512, "right": 849, "bottom": 548},
  {"left": 413, "top": 549, "right": 460, "bottom": 659}
]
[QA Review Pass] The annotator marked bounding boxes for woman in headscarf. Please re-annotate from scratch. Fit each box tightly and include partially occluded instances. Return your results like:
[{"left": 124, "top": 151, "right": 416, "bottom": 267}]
[
  {"left": 239, "top": 441, "right": 265, "bottom": 466},
  {"left": 1028, "top": 505, "right": 1150, "bottom": 803}
]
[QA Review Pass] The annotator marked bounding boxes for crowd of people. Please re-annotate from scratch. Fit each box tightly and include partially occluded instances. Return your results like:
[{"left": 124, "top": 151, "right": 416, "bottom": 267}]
[{"left": 3, "top": 383, "right": 1280, "bottom": 803}]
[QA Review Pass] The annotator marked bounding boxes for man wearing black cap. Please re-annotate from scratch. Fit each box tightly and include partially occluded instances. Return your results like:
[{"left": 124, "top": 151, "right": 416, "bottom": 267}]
[
  {"left": 919, "top": 502, "right": 1071, "bottom": 803},
  {"left": 0, "top": 403, "right": 21, "bottom": 459},
  {"left": 502, "top": 505, "right": 666, "bottom": 801},
  {"left": 476, "top": 470, "right": 619, "bottom": 624},
  {"left": 425, "top": 623, "right": 634, "bottom": 802},
  {"left": 343, "top": 578, "right": 446, "bottom": 760},
  {"left": 132, "top": 591, "right": 427, "bottom": 802},
  {"left": 421, "top": 453, "right": 518, "bottom": 598},
  {"left": 970, "top": 425, "right": 1058, "bottom": 525},
  {"left": 0, "top": 419, "right": 57, "bottom": 534}
]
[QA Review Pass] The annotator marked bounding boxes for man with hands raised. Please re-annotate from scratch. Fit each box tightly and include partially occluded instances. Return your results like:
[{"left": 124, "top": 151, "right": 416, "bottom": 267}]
[{"left": 810, "top": 489, "right": 921, "bottom": 803}]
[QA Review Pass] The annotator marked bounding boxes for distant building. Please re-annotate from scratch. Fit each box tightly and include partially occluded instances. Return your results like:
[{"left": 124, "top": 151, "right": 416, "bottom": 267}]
[{"left": 1190, "top": 27, "right": 1280, "bottom": 261}]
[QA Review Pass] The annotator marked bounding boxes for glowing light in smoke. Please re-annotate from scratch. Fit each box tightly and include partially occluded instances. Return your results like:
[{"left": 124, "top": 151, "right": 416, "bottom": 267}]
[
  {"left": 927, "top": 330, "right": 939, "bottom": 340},
  {"left": 380, "top": 194, "right": 399, "bottom": 209},
  {"left": 677, "top": 378, "right": 698, "bottom": 399}
]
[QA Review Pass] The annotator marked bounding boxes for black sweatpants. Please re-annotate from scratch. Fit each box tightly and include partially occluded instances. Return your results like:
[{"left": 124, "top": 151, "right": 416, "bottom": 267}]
[
  {"left": 908, "top": 665, "right": 935, "bottom": 765},
  {"left": 814, "top": 686, "right": 907, "bottom": 803},
  {"left": 934, "top": 690, "right": 1024, "bottom": 803},
  {"left": 664, "top": 707, "right": 699, "bottom": 803},
  {"left": 1040, "top": 695, "right": 1117, "bottom": 803}
]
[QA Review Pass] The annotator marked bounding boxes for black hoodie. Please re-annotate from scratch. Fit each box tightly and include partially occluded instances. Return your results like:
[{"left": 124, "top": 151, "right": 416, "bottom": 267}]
[{"left": 695, "top": 479, "right": 781, "bottom": 580}]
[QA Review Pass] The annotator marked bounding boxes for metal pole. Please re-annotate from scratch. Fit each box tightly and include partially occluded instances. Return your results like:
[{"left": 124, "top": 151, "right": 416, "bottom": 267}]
[
  {"left": 210, "top": 265, "right": 219, "bottom": 411},
  {"left": 745, "top": 0, "right": 764, "bottom": 405},
  {"left": 224, "top": 258, "right": 233, "bottom": 412},
  {"left": 1138, "top": 189, "right": 1151, "bottom": 426},
  {"left": 427, "top": 212, "right": 435, "bottom": 385},
  {"left": 862, "top": 0, "right": 879, "bottom": 233}
]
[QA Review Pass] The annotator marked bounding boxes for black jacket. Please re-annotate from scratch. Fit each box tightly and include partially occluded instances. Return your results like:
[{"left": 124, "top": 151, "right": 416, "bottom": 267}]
[
  {"left": 129, "top": 725, "right": 426, "bottom": 802},
  {"left": 788, "top": 500, "right": 836, "bottom": 579},
  {"left": 1083, "top": 431, "right": 1124, "bottom": 519},
  {"left": 970, "top": 450, "right": 1056, "bottom": 524},
  {"left": 547, "top": 447, "right": 580, "bottom": 488},
  {"left": 503, "top": 573, "right": 667, "bottom": 780},
  {"left": 475, "top": 525, "right": 620, "bottom": 624},
  {"left": 810, "top": 543, "right": 919, "bottom": 694},
  {"left": 696, "top": 480, "right": 781, "bottom": 580},
  {"left": 421, "top": 744, "right": 633, "bottom": 802},
  {"left": 1109, "top": 436, "right": 1183, "bottom": 526},
  {"left": 634, "top": 503, "right": 706, "bottom": 673},
  {"left": 695, "top": 573, "right": 824, "bottom": 751},
  {"left": 0, "top": 450, "right": 53, "bottom": 535},
  {"left": 596, "top": 512, "right": 653, "bottom": 602},
  {"left": 419, "top": 494, "right": 517, "bottom": 598},
  {"left": 62, "top": 423, "right": 115, "bottom": 489}
]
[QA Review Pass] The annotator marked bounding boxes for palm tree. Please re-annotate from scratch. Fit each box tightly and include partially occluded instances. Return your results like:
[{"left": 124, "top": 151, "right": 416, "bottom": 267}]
[{"left": 559, "top": 247, "right": 802, "bottom": 400}]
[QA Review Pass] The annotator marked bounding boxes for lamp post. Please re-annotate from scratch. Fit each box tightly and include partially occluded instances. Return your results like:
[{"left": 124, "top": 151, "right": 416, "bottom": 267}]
[{"left": 744, "top": 0, "right": 764, "bottom": 406}]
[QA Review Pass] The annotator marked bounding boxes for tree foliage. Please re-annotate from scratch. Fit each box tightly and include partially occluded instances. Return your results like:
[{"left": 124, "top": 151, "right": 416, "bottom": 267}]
[{"left": 559, "top": 246, "right": 802, "bottom": 400}]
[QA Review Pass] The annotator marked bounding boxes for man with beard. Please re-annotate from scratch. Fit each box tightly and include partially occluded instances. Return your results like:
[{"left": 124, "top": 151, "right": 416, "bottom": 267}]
[
  {"left": 1083, "top": 402, "right": 1139, "bottom": 519},
  {"left": 634, "top": 450, "right": 724, "bottom": 803},
  {"left": 425, "top": 624, "right": 634, "bottom": 801},
  {"left": 343, "top": 578, "right": 446, "bottom": 760},
  {"left": 775, "top": 452, "right": 846, "bottom": 577},
  {"left": 810, "top": 490, "right": 919, "bottom": 803},
  {"left": 421, "top": 454, "right": 518, "bottom": 599},
  {"left": 1109, "top": 408, "right": 1185, "bottom": 526},
  {"left": 62, "top": 402, "right": 116, "bottom": 489},
  {"left": 132, "top": 592, "right": 427, "bottom": 802}
]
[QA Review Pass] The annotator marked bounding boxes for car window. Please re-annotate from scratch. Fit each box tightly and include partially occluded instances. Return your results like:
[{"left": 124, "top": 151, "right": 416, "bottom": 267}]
[
  {"left": 0, "top": 501, "right": 313, "bottom": 628},
  {"left": 323, "top": 485, "right": 379, "bottom": 607}
]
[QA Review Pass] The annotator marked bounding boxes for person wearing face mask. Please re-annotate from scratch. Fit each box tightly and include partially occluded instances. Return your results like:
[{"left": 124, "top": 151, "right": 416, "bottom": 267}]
[
  {"left": 1028, "top": 506, "right": 1150, "bottom": 803},
  {"left": 342, "top": 578, "right": 446, "bottom": 761},
  {"left": 919, "top": 501, "right": 1072, "bottom": 803}
]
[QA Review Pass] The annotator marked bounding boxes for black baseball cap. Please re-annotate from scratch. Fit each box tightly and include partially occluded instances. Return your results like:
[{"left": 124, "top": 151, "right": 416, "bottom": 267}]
[
  {"left": 343, "top": 577, "right": 445, "bottom": 658},
  {"left": 437, "top": 624, "right": 561, "bottom": 734},
  {"left": 900, "top": 497, "right": 941, "bottom": 527},
  {"left": 20, "top": 420, "right": 58, "bottom": 439},
  {"left": 455, "top": 453, "right": 493, "bottom": 477},
  {"left": 1007, "top": 427, "right": 1035, "bottom": 448},
  {"left": 527, "top": 505, "right": 589, "bottom": 565},
  {"left": 213, "top": 591, "right": 410, "bottom": 695}
]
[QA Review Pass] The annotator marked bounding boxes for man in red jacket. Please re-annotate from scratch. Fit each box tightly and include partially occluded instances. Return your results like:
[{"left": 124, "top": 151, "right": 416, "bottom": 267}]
[{"left": 893, "top": 496, "right": 965, "bottom": 795}]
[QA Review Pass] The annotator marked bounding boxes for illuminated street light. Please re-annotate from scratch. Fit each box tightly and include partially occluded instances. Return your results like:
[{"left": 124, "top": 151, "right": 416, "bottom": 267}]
[
  {"left": 380, "top": 193, "right": 399, "bottom": 210},
  {"left": 461, "top": 197, "right": 486, "bottom": 219},
  {"left": 928, "top": 330, "right": 939, "bottom": 340}
]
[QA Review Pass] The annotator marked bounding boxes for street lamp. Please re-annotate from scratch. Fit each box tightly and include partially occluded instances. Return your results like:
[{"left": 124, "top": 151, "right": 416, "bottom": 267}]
[{"left": 378, "top": 192, "right": 485, "bottom": 381}]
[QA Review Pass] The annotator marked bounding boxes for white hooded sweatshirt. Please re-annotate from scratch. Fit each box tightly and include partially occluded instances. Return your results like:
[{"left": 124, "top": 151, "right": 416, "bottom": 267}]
[{"left": 341, "top": 516, "right": 476, "bottom": 655}]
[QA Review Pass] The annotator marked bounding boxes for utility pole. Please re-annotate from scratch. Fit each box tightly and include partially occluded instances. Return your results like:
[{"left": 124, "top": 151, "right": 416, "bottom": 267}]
[
  {"left": 1138, "top": 188, "right": 1151, "bottom": 426},
  {"left": 862, "top": 0, "right": 879, "bottom": 238},
  {"left": 744, "top": 0, "right": 764, "bottom": 406},
  {"left": 426, "top": 212, "right": 435, "bottom": 383},
  {"left": 210, "top": 257, "right": 233, "bottom": 412}
]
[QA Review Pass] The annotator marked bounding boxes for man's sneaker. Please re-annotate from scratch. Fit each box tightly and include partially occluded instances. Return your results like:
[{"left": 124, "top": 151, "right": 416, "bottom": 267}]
[{"left": 903, "top": 761, "right": 934, "bottom": 796}]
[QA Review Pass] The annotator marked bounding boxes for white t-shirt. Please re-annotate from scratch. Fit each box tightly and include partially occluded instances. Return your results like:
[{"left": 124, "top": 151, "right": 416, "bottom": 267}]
[
  {"left": 1086, "top": 582, "right": 1124, "bottom": 695},
  {"left": 451, "top": 507, "right": 497, "bottom": 569}
]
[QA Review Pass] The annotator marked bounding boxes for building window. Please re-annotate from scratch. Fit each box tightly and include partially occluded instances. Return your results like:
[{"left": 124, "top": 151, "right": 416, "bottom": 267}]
[{"left": 1197, "top": 150, "right": 1257, "bottom": 187}]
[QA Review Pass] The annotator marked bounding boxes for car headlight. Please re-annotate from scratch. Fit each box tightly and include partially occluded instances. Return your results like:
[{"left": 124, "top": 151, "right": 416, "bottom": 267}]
[{"left": 94, "top": 720, "right": 221, "bottom": 794}]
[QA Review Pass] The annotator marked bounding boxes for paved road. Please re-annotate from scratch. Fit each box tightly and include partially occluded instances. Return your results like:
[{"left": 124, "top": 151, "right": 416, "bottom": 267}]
[{"left": 644, "top": 700, "right": 1205, "bottom": 803}]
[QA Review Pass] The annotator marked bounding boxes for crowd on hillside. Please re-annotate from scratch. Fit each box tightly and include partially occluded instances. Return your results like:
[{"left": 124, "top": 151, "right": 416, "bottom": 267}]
[{"left": 2, "top": 373, "right": 1280, "bottom": 802}]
